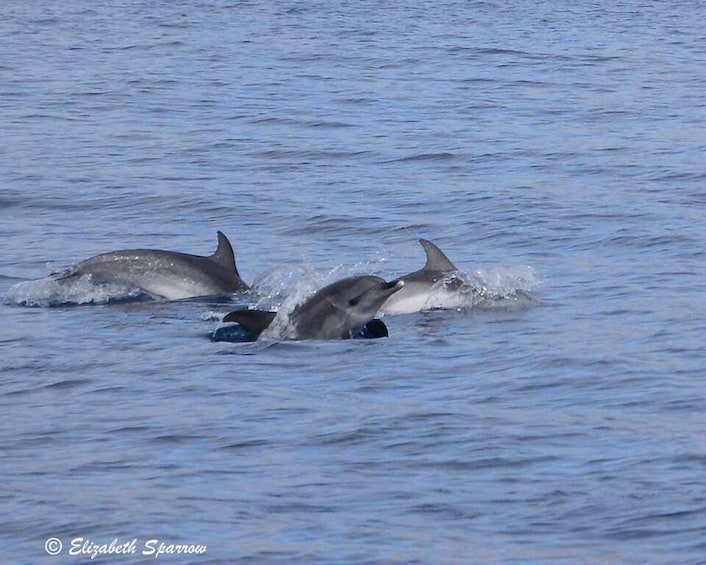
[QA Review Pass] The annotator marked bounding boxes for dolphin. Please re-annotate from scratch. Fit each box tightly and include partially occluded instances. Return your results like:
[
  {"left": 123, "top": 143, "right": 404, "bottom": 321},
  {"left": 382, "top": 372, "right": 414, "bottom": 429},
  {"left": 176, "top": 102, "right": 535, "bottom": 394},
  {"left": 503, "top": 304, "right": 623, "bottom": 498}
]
[
  {"left": 55, "top": 231, "right": 249, "bottom": 301},
  {"left": 380, "top": 239, "right": 473, "bottom": 314},
  {"left": 213, "top": 275, "right": 404, "bottom": 341}
]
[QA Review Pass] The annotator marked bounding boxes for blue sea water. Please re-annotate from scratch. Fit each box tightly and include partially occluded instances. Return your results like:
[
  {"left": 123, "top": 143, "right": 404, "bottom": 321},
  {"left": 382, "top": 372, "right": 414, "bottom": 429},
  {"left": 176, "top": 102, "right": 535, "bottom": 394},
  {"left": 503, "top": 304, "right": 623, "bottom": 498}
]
[{"left": 2, "top": 1, "right": 706, "bottom": 563}]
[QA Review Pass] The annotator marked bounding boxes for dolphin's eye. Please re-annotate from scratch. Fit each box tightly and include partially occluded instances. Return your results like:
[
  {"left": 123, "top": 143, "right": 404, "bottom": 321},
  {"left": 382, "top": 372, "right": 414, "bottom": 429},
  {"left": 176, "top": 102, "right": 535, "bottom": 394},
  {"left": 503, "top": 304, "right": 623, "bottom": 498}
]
[{"left": 348, "top": 297, "right": 360, "bottom": 306}]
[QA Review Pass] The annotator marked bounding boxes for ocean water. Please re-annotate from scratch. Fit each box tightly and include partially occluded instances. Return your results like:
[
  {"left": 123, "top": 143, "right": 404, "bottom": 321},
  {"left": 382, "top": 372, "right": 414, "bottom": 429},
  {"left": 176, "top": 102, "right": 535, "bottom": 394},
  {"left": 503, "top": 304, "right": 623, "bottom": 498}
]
[{"left": 2, "top": 1, "right": 706, "bottom": 563}]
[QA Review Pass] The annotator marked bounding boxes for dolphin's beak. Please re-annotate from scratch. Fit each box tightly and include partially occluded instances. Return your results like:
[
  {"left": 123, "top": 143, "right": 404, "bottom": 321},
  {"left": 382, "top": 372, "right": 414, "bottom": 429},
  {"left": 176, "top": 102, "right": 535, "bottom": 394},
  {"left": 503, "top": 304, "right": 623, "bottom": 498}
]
[{"left": 385, "top": 279, "right": 404, "bottom": 291}]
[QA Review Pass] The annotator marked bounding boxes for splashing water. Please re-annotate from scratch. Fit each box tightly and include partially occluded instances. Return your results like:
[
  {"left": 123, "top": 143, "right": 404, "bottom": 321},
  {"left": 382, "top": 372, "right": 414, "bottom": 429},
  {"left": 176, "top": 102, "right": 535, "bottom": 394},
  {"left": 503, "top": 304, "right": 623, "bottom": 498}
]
[
  {"left": 3, "top": 274, "right": 154, "bottom": 307},
  {"left": 257, "top": 267, "right": 335, "bottom": 340},
  {"left": 211, "top": 262, "right": 537, "bottom": 341},
  {"left": 465, "top": 265, "right": 538, "bottom": 310}
]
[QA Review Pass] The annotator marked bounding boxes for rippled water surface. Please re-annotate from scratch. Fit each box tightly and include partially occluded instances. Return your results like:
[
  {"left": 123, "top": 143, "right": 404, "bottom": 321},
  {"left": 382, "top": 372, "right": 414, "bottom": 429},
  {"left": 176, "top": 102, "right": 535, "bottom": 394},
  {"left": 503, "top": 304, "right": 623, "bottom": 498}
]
[{"left": 2, "top": 1, "right": 706, "bottom": 563}]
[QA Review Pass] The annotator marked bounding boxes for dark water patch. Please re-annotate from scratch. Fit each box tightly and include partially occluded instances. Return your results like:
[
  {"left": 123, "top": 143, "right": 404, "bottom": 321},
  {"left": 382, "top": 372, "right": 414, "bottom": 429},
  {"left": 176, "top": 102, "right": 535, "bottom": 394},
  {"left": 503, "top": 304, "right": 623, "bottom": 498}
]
[
  {"left": 510, "top": 79, "right": 552, "bottom": 88},
  {"left": 278, "top": 214, "right": 373, "bottom": 236},
  {"left": 219, "top": 439, "right": 271, "bottom": 451},
  {"left": 249, "top": 149, "right": 373, "bottom": 161},
  {"left": 249, "top": 116, "right": 297, "bottom": 126},
  {"left": 335, "top": 96, "right": 377, "bottom": 105},
  {"left": 13, "top": 109, "right": 88, "bottom": 121},
  {"left": 4, "top": 431, "right": 66, "bottom": 449},
  {"left": 420, "top": 455, "right": 560, "bottom": 472},
  {"left": 649, "top": 170, "right": 706, "bottom": 183},
  {"left": 509, "top": 431, "right": 586, "bottom": 443},
  {"left": 660, "top": 398, "right": 704, "bottom": 412},
  {"left": 447, "top": 46, "right": 554, "bottom": 60},
  {"left": 604, "top": 523, "right": 705, "bottom": 541},
  {"left": 265, "top": 502, "right": 337, "bottom": 515},
  {"left": 151, "top": 434, "right": 209, "bottom": 445},
  {"left": 2, "top": 386, "right": 38, "bottom": 398},
  {"left": 0, "top": 194, "right": 28, "bottom": 209},
  {"left": 314, "top": 427, "right": 385, "bottom": 447},
  {"left": 42, "top": 378, "right": 93, "bottom": 391},
  {"left": 603, "top": 232, "right": 697, "bottom": 251},
  {"left": 108, "top": 425, "right": 153, "bottom": 434},
  {"left": 669, "top": 454, "right": 706, "bottom": 467},
  {"left": 307, "top": 120, "right": 355, "bottom": 129},
  {"left": 385, "top": 152, "right": 460, "bottom": 163},
  {"left": 88, "top": 385, "right": 131, "bottom": 395},
  {"left": 29, "top": 17, "right": 60, "bottom": 25},
  {"left": 71, "top": 459, "right": 143, "bottom": 472},
  {"left": 248, "top": 116, "right": 354, "bottom": 129},
  {"left": 409, "top": 502, "right": 481, "bottom": 522}
]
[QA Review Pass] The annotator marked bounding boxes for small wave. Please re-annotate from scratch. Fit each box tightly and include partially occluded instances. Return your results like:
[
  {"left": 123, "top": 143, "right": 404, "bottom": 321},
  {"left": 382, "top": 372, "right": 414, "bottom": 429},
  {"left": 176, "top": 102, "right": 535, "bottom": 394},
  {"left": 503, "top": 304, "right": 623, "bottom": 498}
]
[
  {"left": 448, "top": 46, "right": 522, "bottom": 57},
  {"left": 3, "top": 275, "right": 154, "bottom": 307},
  {"left": 385, "top": 152, "right": 460, "bottom": 163},
  {"left": 250, "top": 148, "right": 373, "bottom": 161},
  {"left": 249, "top": 116, "right": 354, "bottom": 129}
]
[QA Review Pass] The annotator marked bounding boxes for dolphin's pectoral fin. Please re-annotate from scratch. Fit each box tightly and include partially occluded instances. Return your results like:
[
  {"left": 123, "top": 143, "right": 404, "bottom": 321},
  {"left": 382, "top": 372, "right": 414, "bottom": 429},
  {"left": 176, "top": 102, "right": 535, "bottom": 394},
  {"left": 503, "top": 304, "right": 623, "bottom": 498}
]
[
  {"left": 357, "top": 318, "right": 389, "bottom": 339},
  {"left": 221, "top": 309, "right": 277, "bottom": 341},
  {"left": 419, "top": 239, "right": 458, "bottom": 272},
  {"left": 210, "top": 231, "right": 239, "bottom": 276}
]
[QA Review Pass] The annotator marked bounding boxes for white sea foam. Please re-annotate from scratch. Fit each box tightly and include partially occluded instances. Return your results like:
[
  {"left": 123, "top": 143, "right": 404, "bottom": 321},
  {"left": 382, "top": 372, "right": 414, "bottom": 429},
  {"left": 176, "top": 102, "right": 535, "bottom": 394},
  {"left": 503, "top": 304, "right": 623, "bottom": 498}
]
[{"left": 3, "top": 274, "right": 152, "bottom": 307}]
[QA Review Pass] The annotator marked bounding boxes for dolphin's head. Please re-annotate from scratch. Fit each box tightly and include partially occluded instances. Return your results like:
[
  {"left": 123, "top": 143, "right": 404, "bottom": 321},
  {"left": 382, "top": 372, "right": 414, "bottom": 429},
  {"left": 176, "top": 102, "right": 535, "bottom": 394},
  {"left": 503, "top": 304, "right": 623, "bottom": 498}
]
[
  {"left": 330, "top": 276, "right": 404, "bottom": 323},
  {"left": 291, "top": 275, "right": 404, "bottom": 340}
]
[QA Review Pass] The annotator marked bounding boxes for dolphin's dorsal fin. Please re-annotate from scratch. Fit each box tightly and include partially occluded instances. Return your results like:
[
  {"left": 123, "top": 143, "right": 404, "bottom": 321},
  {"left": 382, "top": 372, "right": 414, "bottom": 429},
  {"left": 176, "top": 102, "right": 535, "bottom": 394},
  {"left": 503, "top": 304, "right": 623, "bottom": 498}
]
[
  {"left": 419, "top": 239, "right": 457, "bottom": 272},
  {"left": 222, "top": 309, "right": 277, "bottom": 340},
  {"left": 211, "top": 231, "right": 239, "bottom": 276}
]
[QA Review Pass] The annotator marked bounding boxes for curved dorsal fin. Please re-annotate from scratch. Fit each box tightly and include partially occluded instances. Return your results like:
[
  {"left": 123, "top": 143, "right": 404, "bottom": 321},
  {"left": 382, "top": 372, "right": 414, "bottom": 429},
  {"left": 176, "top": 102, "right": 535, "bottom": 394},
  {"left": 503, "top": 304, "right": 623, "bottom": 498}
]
[
  {"left": 419, "top": 239, "right": 457, "bottom": 272},
  {"left": 210, "top": 231, "right": 239, "bottom": 276}
]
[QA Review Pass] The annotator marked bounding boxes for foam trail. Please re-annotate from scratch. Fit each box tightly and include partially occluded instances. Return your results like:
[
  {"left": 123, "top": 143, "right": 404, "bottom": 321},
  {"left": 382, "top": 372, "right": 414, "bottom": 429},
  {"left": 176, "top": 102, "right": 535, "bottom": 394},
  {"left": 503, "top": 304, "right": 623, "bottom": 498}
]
[
  {"left": 464, "top": 265, "right": 538, "bottom": 309},
  {"left": 3, "top": 275, "right": 153, "bottom": 307}
]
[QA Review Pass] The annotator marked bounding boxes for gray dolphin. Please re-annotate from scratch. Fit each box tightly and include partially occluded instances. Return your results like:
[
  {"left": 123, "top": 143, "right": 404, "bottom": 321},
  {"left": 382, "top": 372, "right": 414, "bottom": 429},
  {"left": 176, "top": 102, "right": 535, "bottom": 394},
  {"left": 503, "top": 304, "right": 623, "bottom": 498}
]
[
  {"left": 55, "top": 232, "right": 249, "bottom": 300},
  {"left": 380, "top": 239, "right": 471, "bottom": 314},
  {"left": 217, "top": 275, "right": 404, "bottom": 341}
]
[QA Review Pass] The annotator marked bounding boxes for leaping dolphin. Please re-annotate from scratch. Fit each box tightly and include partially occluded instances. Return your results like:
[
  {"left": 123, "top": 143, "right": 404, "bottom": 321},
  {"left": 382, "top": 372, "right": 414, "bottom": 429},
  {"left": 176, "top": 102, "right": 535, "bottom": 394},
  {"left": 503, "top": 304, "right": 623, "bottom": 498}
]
[
  {"left": 380, "top": 239, "right": 474, "bottom": 314},
  {"left": 55, "top": 231, "right": 249, "bottom": 301},
  {"left": 213, "top": 275, "right": 403, "bottom": 342}
]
